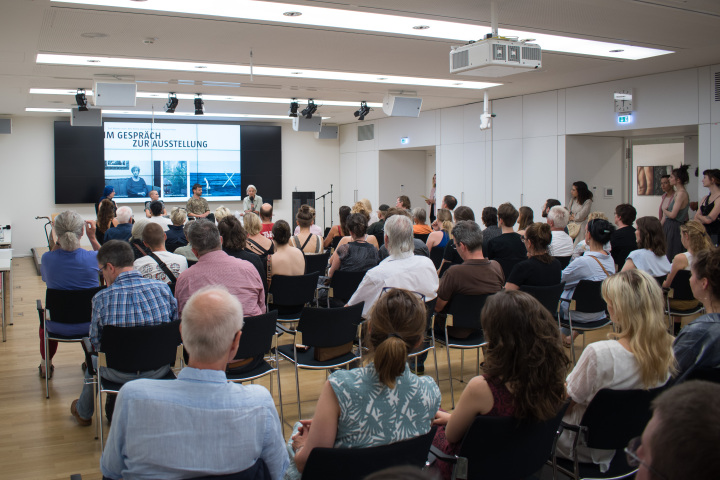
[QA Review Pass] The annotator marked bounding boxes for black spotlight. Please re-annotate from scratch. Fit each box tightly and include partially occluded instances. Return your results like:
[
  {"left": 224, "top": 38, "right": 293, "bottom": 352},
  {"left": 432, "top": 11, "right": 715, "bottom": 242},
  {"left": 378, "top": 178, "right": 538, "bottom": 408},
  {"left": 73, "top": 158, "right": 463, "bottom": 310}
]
[
  {"left": 288, "top": 99, "right": 299, "bottom": 117},
  {"left": 301, "top": 99, "right": 317, "bottom": 119},
  {"left": 354, "top": 101, "right": 371, "bottom": 121},
  {"left": 165, "top": 93, "right": 178, "bottom": 113},
  {"left": 194, "top": 94, "right": 204, "bottom": 115},
  {"left": 75, "top": 89, "right": 88, "bottom": 111}
]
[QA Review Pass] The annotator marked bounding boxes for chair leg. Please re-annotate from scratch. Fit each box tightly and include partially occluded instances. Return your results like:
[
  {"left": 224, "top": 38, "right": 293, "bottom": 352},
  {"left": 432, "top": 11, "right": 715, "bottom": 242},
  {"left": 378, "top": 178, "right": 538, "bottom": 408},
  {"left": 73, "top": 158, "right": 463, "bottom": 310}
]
[
  {"left": 276, "top": 364, "right": 284, "bottom": 437},
  {"left": 460, "top": 350, "right": 464, "bottom": 383},
  {"left": 294, "top": 362, "right": 302, "bottom": 421},
  {"left": 476, "top": 348, "right": 480, "bottom": 377},
  {"left": 445, "top": 334, "right": 455, "bottom": 409},
  {"left": 568, "top": 313, "right": 576, "bottom": 365},
  {"left": 94, "top": 376, "right": 99, "bottom": 441},
  {"left": 99, "top": 389, "right": 105, "bottom": 450},
  {"left": 44, "top": 330, "right": 50, "bottom": 399},
  {"left": 432, "top": 346, "right": 440, "bottom": 385}
]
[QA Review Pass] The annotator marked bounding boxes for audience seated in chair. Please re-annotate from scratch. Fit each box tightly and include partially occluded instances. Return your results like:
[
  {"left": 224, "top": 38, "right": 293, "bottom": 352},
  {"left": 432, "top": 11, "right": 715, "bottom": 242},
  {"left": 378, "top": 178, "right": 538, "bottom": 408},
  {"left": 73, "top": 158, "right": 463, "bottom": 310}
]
[
  {"left": 412, "top": 208, "right": 432, "bottom": 236},
  {"left": 39, "top": 210, "right": 101, "bottom": 378},
  {"left": 671, "top": 247, "right": 720, "bottom": 385},
  {"left": 173, "top": 221, "right": 198, "bottom": 263},
  {"left": 96, "top": 199, "right": 117, "bottom": 246},
  {"left": 434, "top": 221, "right": 504, "bottom": 339},
  {"left": 378, "top": 208, "right": 430, "bottom": 261},
  {"left": 437, "top": 206, "right": 475, "bottom": 275},
  {"left": 622, "top": 216, "right": 671, "bottom": 277},
  {"left": 218, "top": 215, "right": 267, "bottom": 294},
  {"left": 516, "top": 206, "right": 533, "bottom": 239},
  {"left": 100, "top": 286, "right": 288, "bottom": 479},
  {"left": 244, "top": 212, "right": 275, "bottom": 258},
  {"left": 662, "top": 220, "right": 712, "bottom": 314},
  {"left": 560, "top": 218, "right": 616, "bottom": 345},
  {"left": 610, "top": 203, "right": 638, "bottom": 269},
  {"left": 129, "top": 218, "right": 150, "bottom": 260},
  {"left": 133, "top": 223, "right": 188, "bottom": 285},
  {"left": 323, "top": 205, "right": 351, "bottom": 250},
  {"left": 348, "top": 214, "right": 438, "bottom": 317},
  {"left": 479, "top": 206, "right": 501, "bottom": 258},
  {"left": 70, "top": 240, "right": 178, "bottom": 427},
  {"left": 328, "top": 213, "right": 379, "bottom": 278},
  {"left": 426, "top": 208, "right": 453, "bottom": 251},
  {"left": 267, "top": 220, "right": 305, "bottom": 283},
  {"left": 505, "top": 222, "right": 562, "bottom": 291},
  {"left": 164, "top": 207, "right": 188, "bottom": 253},
  {"left": 485, "top": 202, "right": 527, "bottom": 279},
  {"left": 431, "top": 290, "right": 569, "bottom": 480},
  {"left": 367, "top": 204, "right": 389, "bottom": 247},
  {"left": 290, "top": 204, "right": 328, "bottom": 254},
  {"left": 175, "top": 220, "right": 265, "bottom": 317},
  {"left": 556, "top": 269, "right": 675, "bottom": 472},
  {"left": 285, "top": 288, "right": 441, "bottom": 480},
  {"left": 103, "top": 206, "right": 134, "bottom": 244},
  {"left": 630, "top": 380, "right": 720, "bottom": 480},
  {"left": 547, "top": 205, "right": 574, "bottom": 257},
  {"left": 571, "top": 211, "right": 613, "bottom": 261}
]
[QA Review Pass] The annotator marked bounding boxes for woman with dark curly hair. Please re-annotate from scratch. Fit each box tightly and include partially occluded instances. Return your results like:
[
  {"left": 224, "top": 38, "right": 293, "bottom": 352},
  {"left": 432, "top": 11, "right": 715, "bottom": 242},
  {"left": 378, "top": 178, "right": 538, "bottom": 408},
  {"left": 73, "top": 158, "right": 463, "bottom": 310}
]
[
  {"left": 96, "top": 198, "right": 116, "bottom": 245},
  {"left": 431, "top": 290, "right": 570, "bottom": 479},
  {"left": 567, "top": 181, "right": 593, "bottom": 244},
  {"left": 662, "top": 165, "right": 691, "bottom": 260},
  {"left": 218, "top": 215, "right": 266, "bottom": 292}
]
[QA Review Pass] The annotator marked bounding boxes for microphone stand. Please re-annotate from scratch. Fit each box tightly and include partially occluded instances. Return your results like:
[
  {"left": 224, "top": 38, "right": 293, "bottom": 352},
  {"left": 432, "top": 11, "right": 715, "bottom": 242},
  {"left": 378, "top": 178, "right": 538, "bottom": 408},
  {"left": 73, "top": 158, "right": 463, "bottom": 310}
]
[{"left": 316, "top": 184, "right": 334, "bottom": 232}]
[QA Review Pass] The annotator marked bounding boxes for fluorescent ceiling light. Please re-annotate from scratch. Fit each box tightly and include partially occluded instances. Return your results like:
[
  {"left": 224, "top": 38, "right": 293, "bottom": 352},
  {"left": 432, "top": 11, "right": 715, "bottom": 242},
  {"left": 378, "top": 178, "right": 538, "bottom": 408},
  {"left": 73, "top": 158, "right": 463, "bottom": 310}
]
[
  {"left": 36, "top": 54, "right": 499, "bottom": 90},
  {"left": 52, "top": 0, "right": 672, "bottom": 60},
  {"left": 29, "top": 88, "right": 383, "bottom": 107},
  {"left": 26, "top": 107, "right": 315, "bottom": 119}
]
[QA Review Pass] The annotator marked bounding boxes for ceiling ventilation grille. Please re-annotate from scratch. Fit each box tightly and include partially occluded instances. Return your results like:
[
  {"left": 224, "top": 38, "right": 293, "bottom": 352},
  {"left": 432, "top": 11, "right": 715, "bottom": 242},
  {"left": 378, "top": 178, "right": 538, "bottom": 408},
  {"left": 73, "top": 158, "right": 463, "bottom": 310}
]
[
  {"left": 715, "top": 71, "right": 720, "bottom": 102},
  {"left": 452, "top": 50, "right": 469, "bottom": 70},
  {"left": 358, "top": 124, "right": 374, "bottom": 141}
]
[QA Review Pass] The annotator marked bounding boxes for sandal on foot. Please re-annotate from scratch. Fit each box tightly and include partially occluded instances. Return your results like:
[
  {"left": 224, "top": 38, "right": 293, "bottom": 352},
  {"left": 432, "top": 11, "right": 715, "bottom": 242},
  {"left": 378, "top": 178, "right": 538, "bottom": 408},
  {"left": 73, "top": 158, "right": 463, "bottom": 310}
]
[{"left": 38, "top": 364, "right": 54, "bottom": 379}]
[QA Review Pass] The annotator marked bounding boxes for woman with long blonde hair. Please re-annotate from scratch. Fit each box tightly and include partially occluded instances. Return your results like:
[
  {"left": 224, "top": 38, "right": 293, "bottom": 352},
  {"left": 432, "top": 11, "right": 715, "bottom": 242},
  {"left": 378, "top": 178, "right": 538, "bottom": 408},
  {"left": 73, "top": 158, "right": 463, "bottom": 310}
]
[{"left": 557, "top": 269, "right": 675, "bottom": 471}]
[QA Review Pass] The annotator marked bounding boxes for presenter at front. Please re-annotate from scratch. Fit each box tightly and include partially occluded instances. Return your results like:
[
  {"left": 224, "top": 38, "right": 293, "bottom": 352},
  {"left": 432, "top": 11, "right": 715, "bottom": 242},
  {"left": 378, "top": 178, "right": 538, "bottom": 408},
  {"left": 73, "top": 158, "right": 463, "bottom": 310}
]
[
  {"left": 242, "top": 185, "right": 263, "bottom": 215},
  {"left": 186, "top": 183, "right": 211, "bottom": 219}
]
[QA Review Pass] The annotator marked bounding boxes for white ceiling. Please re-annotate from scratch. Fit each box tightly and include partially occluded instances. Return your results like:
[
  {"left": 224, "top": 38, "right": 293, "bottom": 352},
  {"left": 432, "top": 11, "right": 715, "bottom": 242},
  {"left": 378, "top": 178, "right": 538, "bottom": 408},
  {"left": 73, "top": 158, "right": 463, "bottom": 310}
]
[{"left": 2, "top": 0, "right": 719, "bottom": 124}]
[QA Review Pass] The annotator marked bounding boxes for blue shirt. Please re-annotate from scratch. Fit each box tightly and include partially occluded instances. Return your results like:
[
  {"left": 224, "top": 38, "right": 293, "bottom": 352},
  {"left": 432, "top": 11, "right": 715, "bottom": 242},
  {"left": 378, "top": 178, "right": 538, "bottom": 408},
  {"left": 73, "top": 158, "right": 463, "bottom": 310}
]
[
  {"left": 101, "top": 367, "right": 288, "bottom": 480},
  {"left": 104, "top": 223, "right": 133, "bottom": 243},
  {"left": 89, "top": 270, "right": 177, "bottom": 350},
  {"left": 41, "top": 248, "right": 100, "bottom": 335}
]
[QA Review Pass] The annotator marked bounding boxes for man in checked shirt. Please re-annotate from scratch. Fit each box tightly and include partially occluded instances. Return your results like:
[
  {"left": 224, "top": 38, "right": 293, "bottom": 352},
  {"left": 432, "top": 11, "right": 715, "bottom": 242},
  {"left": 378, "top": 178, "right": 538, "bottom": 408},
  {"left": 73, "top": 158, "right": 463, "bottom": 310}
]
[{"left": 70, "top": 240, "right": 178, "bottom": 426}]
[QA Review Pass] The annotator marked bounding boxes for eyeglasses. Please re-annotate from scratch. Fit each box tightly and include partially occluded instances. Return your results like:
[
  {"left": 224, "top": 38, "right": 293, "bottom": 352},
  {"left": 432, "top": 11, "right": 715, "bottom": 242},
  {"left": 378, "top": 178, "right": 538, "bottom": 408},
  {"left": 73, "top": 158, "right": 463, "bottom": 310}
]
[
  {"left": 381, "top": 286, "right": 426, "bottom": 302},
  {"left": 625, "top": 436, "right": 667, "bottom": 480}
]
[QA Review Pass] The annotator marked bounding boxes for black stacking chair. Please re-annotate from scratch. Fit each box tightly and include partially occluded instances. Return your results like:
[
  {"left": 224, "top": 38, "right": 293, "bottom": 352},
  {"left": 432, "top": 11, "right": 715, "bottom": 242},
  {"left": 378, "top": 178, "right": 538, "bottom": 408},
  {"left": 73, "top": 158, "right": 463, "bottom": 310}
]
[
  {"left": 430, "top": 246, "right": 445, "bottom": 270},
  {"left": 520, "top": 283, "right": 565, "bottom": 317},
  {"left": 554, "top": 256, "right": 572, "bottom": 269},
  {"left": 277, "top": 304, "right": 364, "bottom": 419},
  {"left": 554, "top": 387, "right": 665, "bottom": 480},
  {"left": 413, "top": 233, "right": 430, "bottom": 244},
  {"left": 37, "top": 286, "right": 105, "bottom": 399},
  {"left": 92, "top": 320, "right": 182, "bottom": 449},
  {"left": 226, "top": 311, "right": 283, "bottom": 434},
  {"left": 301, "top": 427, "right": 436, "bottom": 480},
  {"left": 430, "top": 402, "right": 570, "bottom": 480},
  {"left": 559, "top": 280, "right": 611, "bottom": 364},
  {"left": 318, "top": 270, "right": 367, "bottom": 308},
  {"left": 267, "top": 272, "right": 321, "bottom": 332},
  {"left": 304, "top": 251, "right": 330, "bottom": 276},
  {"left": 433, "top": 293, "right": 491, "bottom": 408},
  {"left": 663, "top": 270, "right": 704, "bottom": 331}
]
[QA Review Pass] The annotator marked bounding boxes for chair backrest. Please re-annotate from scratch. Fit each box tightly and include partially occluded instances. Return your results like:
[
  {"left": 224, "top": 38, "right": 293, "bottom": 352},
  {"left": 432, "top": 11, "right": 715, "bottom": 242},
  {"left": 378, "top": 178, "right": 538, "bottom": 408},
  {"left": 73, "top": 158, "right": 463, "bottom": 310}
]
[
  {"left": 579, "top": 387, "right": 664, "bottom": 450},
  {"left": 304, "top": 251, "right": 330, "bottom": 275},
  {"left": 494, "top": 257, "right": 522, "bottom": 281},
  {"left": 519, "top": 283, "right": 565, "bottom": 316},
  {"left": 430, "top": 246, "right": 444, "bottom": 269},
  {"left": 268, "top": 272, "right": 321, "bottom": 306},
  {"left": 413, "top": 233, "right": 430, "bottom": 244},
  {"left": 447, "top": 294, "right": 490, "bottom": 330},
  {"left": 190, "top": 458, "right": 270, "bottom": 480},
  {"left": 100, "top": 320, "right": 181, "bottom": 373},
  {"left": 456, "top": 402, "right": 570, "bottom": 480},
  {"left": 234, "top": 311, "right": 278, "bottom": 360},
  {"left": 571, "top": 280, "right": 607, "bottom": 313},
  {"left": 669, "top": 270, "right": 694, "bottom": 300},
  {"left": 329, "top": 270, "right": 367, "bottom": 302},
  {"left": 301, "top": 427, "right": 436, "bottom": 480},
  {"left": 654, "top": 275, "right": 667, "bottom": 286},
  {"left": 331, "top": 235, "right": 342, "bottom": 250},
  {"left": 683, "top": 367, "right": 720, "bottom": 384},
  {"left": 554, "top": 256, "right": 572, "bottom": 269},
  {"left": 296, "top": 304, "right": 363, "bottom": 348},
  {"left": 45, "top": 286, "right": 105, "bottom": 324}
]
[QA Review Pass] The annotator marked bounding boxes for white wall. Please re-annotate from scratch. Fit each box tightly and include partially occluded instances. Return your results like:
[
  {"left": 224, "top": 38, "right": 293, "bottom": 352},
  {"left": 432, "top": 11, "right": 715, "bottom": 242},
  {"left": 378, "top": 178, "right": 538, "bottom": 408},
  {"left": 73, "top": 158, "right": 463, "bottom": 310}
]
[
  {"left": 631, "top": 141, "right": 683, "bottom": 219},
  {"left": 377, "top": 150, "right": 427, "bottom": 211},
  {"left": 0, "top": 117, "right": 340, "bottom": 255},
  {"left": 565, "top": 136, "right": 625, "bottom": 219}
]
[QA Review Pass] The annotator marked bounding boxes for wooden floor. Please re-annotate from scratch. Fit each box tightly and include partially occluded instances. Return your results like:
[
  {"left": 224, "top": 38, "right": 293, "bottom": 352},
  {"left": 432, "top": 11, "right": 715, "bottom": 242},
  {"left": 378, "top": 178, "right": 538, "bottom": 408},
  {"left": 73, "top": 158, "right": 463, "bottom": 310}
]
[{"left": 0, "top": 257, "right": 611, "bottom": 480}]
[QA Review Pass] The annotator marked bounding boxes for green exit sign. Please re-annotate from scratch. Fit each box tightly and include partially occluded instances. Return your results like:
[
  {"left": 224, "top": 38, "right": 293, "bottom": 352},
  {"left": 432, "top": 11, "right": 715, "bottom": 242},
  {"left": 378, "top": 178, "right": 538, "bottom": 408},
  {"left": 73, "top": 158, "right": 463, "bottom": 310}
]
[{"left": 617, "top": 114, "right": 633, "bottom": 124}]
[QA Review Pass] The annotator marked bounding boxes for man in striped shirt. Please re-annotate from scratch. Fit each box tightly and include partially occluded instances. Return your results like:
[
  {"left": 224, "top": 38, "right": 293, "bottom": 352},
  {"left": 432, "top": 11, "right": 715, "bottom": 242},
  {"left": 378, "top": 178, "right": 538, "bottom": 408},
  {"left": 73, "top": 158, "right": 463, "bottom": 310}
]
[{"left": 71, "top": 240, "right": 178, "bottom": 426}]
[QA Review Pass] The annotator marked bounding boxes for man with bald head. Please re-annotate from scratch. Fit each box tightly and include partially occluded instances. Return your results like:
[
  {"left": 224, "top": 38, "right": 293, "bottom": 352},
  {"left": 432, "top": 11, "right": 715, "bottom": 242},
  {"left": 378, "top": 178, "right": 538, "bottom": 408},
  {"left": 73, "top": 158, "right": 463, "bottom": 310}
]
[
  {"left": 101, "top": 286, "right": 288, "bottom": 479},
  {"left": 144, "top": 190, "right": 166, "bottom": 218},
  {"left": 103, "top": 206, "right": 134, "bottom": 243},
  {"left": 259, "top": 203, "right": 275, "bottom": 239}
]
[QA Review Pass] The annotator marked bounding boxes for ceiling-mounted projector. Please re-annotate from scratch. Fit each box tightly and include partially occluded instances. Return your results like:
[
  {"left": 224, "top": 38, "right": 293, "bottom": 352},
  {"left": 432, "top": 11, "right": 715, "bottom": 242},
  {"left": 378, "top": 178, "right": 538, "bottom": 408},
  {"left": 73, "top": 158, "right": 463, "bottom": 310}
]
[{"left": 450, "top": 38, "right": 541, "bottom": 78}]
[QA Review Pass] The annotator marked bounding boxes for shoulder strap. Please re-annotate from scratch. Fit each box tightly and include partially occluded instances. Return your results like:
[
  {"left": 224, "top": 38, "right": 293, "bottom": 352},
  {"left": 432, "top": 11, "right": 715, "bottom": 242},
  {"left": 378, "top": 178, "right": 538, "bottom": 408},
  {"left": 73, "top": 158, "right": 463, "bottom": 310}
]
[
  {"left": 147, "top": 251, "right": 177, "bottom": 283},
  {"left": 247, "top": 237, "right": 269, "bottom": 255},
  {"left": 589, "top": 255, "right": 612, "bottom": 277},
  {"left": 300, "top": 234, "right": 313, "bottom": 251}
]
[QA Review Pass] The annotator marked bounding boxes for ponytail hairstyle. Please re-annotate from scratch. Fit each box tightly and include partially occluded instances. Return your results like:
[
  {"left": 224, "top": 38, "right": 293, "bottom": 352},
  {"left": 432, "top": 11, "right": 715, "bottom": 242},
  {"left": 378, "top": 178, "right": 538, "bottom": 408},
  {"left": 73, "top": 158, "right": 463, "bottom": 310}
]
[
  {"left": 436, "top": 208, "right": 454, "bottom": 238},
  {"left": 671, "top": 164, "right": 690, "bottom": 185},
  {"left": 367, "top": 288, "right": 426, "bottom": 388},
  {"left": 680, "top": 220, "right": 713, "bottom": 255},
  {"left": 524, "top": 222, "right": 553, "bottom": 263},
  {"left": 54, "top": 210, "right": 85, "bottom": 251}
]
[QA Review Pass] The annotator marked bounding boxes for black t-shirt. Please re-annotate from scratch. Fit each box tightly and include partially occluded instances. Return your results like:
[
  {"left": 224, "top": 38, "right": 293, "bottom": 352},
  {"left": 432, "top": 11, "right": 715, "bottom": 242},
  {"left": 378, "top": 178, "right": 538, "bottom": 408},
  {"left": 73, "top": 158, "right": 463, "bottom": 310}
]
[
  {"left": 486, "top": 232, "right": 527, "bottom": 261},
  {"left": 442, "top": 238, "right": 463, "bottom": 265},
  {"left": 507, "top": 256, "right": 562, "bottom": 287},
  {"left": 610, "top": 226, "right": 637, "bottom": 269}
]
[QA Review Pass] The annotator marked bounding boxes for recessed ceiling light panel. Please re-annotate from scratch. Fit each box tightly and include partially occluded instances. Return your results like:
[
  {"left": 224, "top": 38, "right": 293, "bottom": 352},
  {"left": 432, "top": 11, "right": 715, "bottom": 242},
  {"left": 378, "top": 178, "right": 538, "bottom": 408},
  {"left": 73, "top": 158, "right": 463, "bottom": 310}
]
[{"left": 52, "top": 0, "right": 673, "bottom": 59}]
